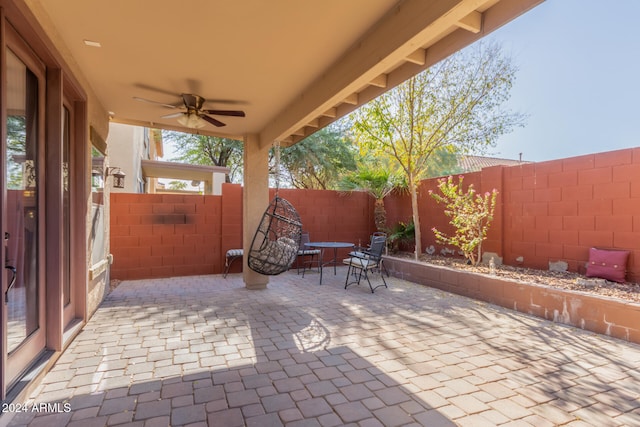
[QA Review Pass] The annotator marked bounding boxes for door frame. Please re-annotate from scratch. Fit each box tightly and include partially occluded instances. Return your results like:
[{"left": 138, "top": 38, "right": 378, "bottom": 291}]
[
  {"left": 60, "top": 89, "right": 88, "bottom": 332},
  {"left": 0, "top": 0, "right": 89, "bottom": 400}
]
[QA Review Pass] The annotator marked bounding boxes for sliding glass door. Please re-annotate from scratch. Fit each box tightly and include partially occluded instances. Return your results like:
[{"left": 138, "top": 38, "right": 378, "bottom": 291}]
[{"left": 3, "top": 36, "right": 46, "bottom": 389}]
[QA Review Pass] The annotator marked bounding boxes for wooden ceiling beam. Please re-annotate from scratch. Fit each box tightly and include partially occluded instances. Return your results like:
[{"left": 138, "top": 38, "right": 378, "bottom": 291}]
[
  {"left": 343, "top": 93, "right": 359, "bottom": 105},
  {"left": 261, "top": 0, "right": 544, "bottom": 145},
  {"left": 321, "top": 107, "right": 337, "bottom": 118},
  {"left": 260, "top": 0, "right": 489, "bottom": 144},
  {"left": 369, "top": 74, "right": 388, "bottom": 88},
  {"left": 405, "top": 49, "right": 426, "bottom": 65},
  {"left": 457, "top": 10, "right": 482, "bottom": 33}
]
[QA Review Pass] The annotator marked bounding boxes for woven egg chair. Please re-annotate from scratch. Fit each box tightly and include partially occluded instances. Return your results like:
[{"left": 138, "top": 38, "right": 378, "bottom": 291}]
[{"left": 247, "top": 195, "right": 302, "bottom": 275}]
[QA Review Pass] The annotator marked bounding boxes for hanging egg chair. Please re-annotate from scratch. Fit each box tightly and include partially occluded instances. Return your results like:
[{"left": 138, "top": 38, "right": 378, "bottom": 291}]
[{"left": 247, "top": 195, "right": 302, "bottom": 275}]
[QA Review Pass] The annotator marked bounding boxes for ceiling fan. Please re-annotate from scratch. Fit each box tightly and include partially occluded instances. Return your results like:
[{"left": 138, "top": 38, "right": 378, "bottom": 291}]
[{"left": 134, "top": 93, "right": 245, "bottom": 128}]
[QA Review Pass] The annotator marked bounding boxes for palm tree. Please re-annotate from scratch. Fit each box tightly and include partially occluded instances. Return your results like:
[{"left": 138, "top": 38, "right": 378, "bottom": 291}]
[{"left": 339, "top": 165, "right": 403, "bottom": 231}]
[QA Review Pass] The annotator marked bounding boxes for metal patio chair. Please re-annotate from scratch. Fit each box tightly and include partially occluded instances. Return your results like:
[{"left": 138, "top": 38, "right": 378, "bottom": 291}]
[
  {"left": 297, "top": 231, "right": 321, "bottom": 275},
  {"left": 349, "top": 232, "right": 389, "bottom": 277},
  {"left": 343, "top": 234, "right": 388, "bottom": 293}
]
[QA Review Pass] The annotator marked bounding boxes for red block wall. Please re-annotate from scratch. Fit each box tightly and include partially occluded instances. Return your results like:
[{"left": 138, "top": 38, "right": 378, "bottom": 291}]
[
  {"left": 503, "top": 148, "right": 640, "bottom": 280},
  {"left": 385, "top": 148, "right": 640, "bottom": 282},
  {"left": 111, "top": 147, "right": 640, "bottom": 282},
  {"left": 275, "top": 187, "right": 375, "bottom": 244},
  {"left": 110, "top": 193, "right": 223, "bottom": 280},
  {"left": 111, "top": 184, "right": 376, "bottom": 279}
]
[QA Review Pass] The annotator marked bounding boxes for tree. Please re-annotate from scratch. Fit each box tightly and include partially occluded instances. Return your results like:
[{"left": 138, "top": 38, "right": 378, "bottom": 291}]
[
  {"left": 167, "top": 180, "right": 188, "bottom": 191},
  {"left": 423, "top": 147, "right": 463, "bottom": 178},
  {"left": 352, "top": 41, "right": 524, "bottom": 259},
  {"left": 430, "top": 175, "right": 498, "bottom": 266},
  {"left": 6, "top": 115, "right": 27, "bottom": 189},
  {"left": 338, "top": 160, "right": 404, "bottom": 231},
  {"left": 163, "top": 131, "right": 243, "bottom": 183},
  {"left": 278, "top": 122, "right": 357, "bottom": 190}
]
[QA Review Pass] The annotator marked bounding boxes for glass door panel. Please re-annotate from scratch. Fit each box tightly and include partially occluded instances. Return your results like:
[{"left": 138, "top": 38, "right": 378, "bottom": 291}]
[{"left": 4, "top": 45, "right": 45, "bottom": 386}]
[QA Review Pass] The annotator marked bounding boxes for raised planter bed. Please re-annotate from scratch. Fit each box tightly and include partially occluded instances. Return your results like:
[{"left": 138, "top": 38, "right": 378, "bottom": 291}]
[{"left": 383, "top": 256, "right": 640, "bottom": 344}]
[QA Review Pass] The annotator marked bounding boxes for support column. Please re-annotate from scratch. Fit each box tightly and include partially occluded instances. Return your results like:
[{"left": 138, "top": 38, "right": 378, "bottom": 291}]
[{"left": 242, "top": 134, "right": 269, "bottom": 289}]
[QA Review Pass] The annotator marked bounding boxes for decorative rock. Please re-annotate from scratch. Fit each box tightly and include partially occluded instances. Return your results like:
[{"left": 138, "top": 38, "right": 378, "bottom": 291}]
[
  {"left": 440, "top": 247, "right": 455, "bottom": 256},
  {"left": 576, "top": 278, "right": 607, "bottom": 288},
  {"left": 425, "top": 245, "right": 435, "bottom": 255},
  {"left": 482, "top": 252, "right": 503, "bottom": 266},
  {"left": 549, "top": 260, "right": 568, "bottom": 272},
  {"left": 515, "top": 256, "right": 524, "bottom": 263}
]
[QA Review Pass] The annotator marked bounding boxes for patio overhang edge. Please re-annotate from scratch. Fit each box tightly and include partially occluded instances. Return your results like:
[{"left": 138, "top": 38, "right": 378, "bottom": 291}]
[
  {"left": 262, "top": 0, "right": 545, "bottom": 147},
  {"left": 141, "top": 159, "right": 230, "bottom": 182}
]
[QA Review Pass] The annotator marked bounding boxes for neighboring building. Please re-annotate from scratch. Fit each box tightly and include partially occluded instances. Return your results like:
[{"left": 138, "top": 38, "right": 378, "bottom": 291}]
[
  {"left": 457, "top": 154, "right": 528, "bottom": 172},
  {"left": 141, "top": 159, "right": 230, "bottom": 196},
  {"left": 107, "top": 123, "right": 229, "bottom": 195},
  {"left": 106, "top": 123, "right": 163, "bottom": 193}
]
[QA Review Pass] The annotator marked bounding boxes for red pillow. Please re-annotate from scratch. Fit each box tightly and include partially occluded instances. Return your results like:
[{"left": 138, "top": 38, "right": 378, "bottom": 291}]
[{"left": 586, "top": 248, "right": 629, "bottom": 283}]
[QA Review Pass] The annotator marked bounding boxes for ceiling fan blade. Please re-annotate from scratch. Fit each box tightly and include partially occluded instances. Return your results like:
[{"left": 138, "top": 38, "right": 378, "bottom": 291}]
[
  {"left": 202, "top": 109, "right": 246, "bottom": 117},
  {"left": 133, "top": 83, "right": 180, "bottom": 97},
  {"left": 161, "top": 112, "right": 184, "bottom": 119},
  {"left": 205, "top": 98, "right": 249, "bottom": 105},
  {"left": 201, "top": 114, "right": 226, "bottom": 127},
  {"left": 133, "top": 96, "right": 179, "bottom": 109}
]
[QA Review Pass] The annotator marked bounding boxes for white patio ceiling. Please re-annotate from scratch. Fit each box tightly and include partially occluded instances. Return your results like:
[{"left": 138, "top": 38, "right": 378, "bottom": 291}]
[{"left": 32, "top": 0, "right": 543, "bottom": 145}]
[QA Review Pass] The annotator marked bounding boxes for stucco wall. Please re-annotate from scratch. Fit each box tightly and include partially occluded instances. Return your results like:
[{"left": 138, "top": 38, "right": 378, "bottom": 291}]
[{"left": 107, "top": 123, "right": 148, "bottom": 194}]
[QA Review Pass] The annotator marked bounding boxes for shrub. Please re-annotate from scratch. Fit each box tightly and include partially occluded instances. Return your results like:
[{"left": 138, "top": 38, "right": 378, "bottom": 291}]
[
  {"left": 430, "top": 175, "right": 498, "bottom": 266},
  {"left": 388, "top": 220, "right": 415, "bottom": 253}
]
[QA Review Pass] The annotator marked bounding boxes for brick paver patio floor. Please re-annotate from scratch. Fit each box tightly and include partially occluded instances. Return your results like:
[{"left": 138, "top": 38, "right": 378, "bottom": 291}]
[{"left": 4, "top": 268, "right": 640, "bottom": 426}]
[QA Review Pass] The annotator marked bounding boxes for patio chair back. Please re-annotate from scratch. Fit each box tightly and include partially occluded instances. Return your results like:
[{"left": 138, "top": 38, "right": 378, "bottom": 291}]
[
  {"left": 299, "top": 231, "right": 311, "bottom": 247},
  {"left": 297, "top": 231, "right": 321, "bottom": 275},
  {"left": 368, "top": 235, "right": 386, "bottom": 262}
]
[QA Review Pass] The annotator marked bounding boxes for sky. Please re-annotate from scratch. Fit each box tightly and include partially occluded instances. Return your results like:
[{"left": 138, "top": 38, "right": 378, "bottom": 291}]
[{"left": 485, "top": 0, "right": 640, "bottom": 162}]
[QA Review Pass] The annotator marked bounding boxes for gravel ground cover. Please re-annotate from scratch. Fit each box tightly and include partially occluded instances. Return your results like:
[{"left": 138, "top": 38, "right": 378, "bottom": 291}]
[{"left": 393, "top": 253, "right": 640, "bottom": 303}]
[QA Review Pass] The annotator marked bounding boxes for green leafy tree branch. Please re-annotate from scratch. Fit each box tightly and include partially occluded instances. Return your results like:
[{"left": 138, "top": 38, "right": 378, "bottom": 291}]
[
  {"left": 430, "top": 175, "right": 498, "bottom": 266},
  {"left": 351, "top": 41, "right": 524, "bottom": 259}
]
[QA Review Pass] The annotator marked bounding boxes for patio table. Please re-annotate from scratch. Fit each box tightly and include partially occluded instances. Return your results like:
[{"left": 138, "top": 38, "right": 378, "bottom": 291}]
[{"left": 304, "top": 242, "right": 354, "bottom": 285}]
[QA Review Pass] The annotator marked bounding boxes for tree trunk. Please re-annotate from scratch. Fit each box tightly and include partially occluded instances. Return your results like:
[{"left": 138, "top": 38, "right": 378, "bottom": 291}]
[
  {"left": 374, "top": 199, "right": 386, "bottom": 231},
  {"left": 410, "top": 184, "right": 421, "bottom": 260}
]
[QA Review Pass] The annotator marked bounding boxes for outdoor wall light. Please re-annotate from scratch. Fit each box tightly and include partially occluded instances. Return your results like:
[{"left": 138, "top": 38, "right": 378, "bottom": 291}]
[
  {"left": 177, "top": 112, "right": 206, "bottom": 129},
  {"left": 105, "top": 167, "right": 126, "bottom": 189},
  {"left": 91, "top": 168, "right": 104, "bottom": 189}
]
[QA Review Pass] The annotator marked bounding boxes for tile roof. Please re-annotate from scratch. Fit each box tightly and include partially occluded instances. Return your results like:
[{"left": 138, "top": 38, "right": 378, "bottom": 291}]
[{"left": 457, "top": 155, "right": 528, "bottom": 172}]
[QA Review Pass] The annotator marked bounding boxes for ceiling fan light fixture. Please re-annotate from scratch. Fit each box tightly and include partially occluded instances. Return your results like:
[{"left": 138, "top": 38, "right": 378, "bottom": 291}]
[
  {"left": 134, "top": 91, "right": 245, "bottom": 128},
  {"left": 177, "top": 112, "right": 206, "bottom": 129}
]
